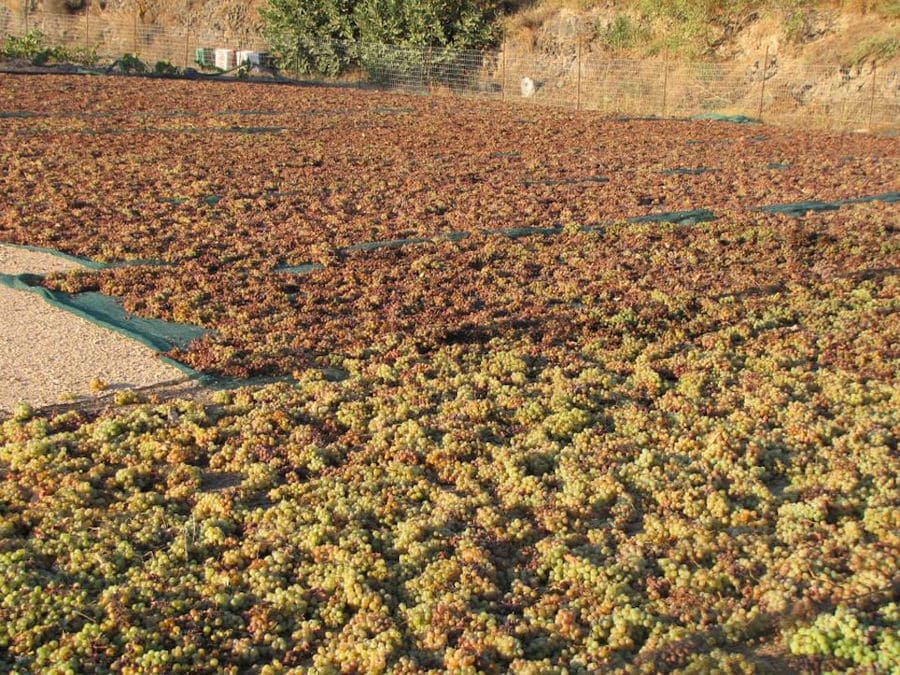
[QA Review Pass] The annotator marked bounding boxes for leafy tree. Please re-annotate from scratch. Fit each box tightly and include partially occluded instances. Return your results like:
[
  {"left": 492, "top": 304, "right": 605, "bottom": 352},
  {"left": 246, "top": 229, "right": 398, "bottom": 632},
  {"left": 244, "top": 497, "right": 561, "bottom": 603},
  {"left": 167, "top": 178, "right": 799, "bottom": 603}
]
[
  {"left": 355, "top": 0, "right": 500, "bottom": 49},
  {"left": 260, "top": 0, "right": 359, "bottom": 75},
  {"left": 261, "top": 0, "right": 500, "bottom": 76}
]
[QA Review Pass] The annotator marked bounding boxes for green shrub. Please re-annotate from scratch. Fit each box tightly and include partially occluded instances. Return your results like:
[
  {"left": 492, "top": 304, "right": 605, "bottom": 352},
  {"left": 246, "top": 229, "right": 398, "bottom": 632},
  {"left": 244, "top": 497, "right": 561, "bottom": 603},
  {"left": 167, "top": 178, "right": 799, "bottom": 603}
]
[
  {"left": 64, "top": 45, "right": 99, "bottom": 66},
  {"left": 604, "top": 14, "right": 645, "bottom": 52},
  {"left": 1, "top": 30, "right": 47, "bottom": 60},
  {"left": 1, "top": 32, "right": 98, "bottom": 66},
  {"left": 154, "top": 60, "right": 179, "bottom": 76},
  {"left": 115, "top": 53, "right": 147, "bottom": 73},
  {"left": 845, "top": 36, "right": 899, "bottom": 65},
  {"left": 783, "top": 7, "right": 812, "bottom": 44}
]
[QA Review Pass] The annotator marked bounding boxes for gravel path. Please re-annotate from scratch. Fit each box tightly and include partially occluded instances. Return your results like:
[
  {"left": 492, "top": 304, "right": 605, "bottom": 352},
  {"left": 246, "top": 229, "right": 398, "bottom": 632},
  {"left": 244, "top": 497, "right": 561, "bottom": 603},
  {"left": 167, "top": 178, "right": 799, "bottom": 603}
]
[{"left": 1, "top": 245, "right": 201, "bottom": 415}]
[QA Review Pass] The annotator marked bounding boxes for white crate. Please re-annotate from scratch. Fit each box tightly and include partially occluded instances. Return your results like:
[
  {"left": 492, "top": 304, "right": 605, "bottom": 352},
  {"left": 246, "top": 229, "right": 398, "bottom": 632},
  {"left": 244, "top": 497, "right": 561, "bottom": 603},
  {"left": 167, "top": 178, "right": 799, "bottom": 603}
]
[
  {"left": 214, "top": 48, "right": 236, "bottom": 70},
  {"left": 236, "top": 50, "right": 259, "bottom": 66}
]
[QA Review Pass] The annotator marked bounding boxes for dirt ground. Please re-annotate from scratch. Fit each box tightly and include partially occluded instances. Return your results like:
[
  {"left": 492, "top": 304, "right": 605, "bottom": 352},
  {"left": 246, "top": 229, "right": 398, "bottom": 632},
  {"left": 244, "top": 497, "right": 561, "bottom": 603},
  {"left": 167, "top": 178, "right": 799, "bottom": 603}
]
[{"left": 0, "top": 244, "right": 202, "bottom": 416}]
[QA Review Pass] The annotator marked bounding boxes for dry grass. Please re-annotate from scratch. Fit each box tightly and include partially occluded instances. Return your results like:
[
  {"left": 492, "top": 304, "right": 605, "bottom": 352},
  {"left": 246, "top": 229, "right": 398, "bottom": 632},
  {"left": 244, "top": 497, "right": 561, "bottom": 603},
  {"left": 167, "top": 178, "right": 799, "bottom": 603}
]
[
  {"left": 503, "top": 0, "right": 900, "bottom": 60},
  {"left": 502, "top": 0, "right": 605, "bottom": 51}
]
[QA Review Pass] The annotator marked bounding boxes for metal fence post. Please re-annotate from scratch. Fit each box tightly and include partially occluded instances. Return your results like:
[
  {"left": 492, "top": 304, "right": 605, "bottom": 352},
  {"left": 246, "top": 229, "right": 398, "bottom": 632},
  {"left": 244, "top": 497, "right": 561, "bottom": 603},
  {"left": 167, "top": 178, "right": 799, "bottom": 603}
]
[
  {"left": 501, "top": 49, "right": 506, "bottom": 102},
  {"left": 757, "top": 45, "right": 769, "bottom": 121},
  {"left": 839, "top": 93, "right": 848, "bottom": 132},
  {"left": 576, "top": 40, "right": 582, "bottom": 110},
  {"left": 10, "top": 4, "right": 888, "bottom": 132},
  {"left": 868, "top": 60, "right": 877, "bottom": 129},
  {"left": 184, "top": 21, "right": 190, "bottom": 69},
  {"left": 661, "top": 46, "right": 669, "bottom": 118}
]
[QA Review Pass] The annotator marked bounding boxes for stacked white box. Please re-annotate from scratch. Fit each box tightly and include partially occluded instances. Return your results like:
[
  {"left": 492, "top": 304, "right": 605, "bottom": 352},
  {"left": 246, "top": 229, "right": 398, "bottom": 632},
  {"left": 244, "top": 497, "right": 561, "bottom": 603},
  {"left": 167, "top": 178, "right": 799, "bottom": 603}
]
[
  {"left": 214, "top": 48, "right": 236, "bottom": 70},
  {"left": 236, "top": 50, "right": 259, "bottom": 66}
]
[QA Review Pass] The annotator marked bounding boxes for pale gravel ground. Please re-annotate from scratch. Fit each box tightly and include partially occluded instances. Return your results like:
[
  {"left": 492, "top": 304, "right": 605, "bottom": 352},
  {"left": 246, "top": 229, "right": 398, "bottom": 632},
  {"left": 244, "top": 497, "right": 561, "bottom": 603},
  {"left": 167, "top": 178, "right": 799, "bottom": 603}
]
[{"left": 1, "top": 244, "right": 199, "bottom": 416}]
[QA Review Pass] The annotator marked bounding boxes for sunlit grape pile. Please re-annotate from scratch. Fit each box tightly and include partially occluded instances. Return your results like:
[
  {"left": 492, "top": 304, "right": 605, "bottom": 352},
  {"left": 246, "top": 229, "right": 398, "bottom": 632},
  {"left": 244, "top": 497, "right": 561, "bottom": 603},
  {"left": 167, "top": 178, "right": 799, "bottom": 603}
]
[{"left": 1, "top": 74, "right": 898, "bottom": 672}]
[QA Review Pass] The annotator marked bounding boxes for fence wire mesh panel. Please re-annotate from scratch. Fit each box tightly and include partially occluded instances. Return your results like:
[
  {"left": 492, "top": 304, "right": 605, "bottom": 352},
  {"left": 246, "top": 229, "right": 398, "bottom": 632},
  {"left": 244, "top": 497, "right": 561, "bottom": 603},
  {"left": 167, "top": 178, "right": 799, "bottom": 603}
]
[
  {"left": 664, "top": 62, "right": 750, "bottom": 118},
  {"left": 1, "top": 4, "right": 898, "bottom": 129},
  {"left": 360, "top": 43, "right": 428, "bottom": 93},
  {"left": 503, "top": 49, "right": 579, "bottom": 108},
  {"left": 21, "top": 9, "right": 85, "bottom": 51},
  {"left": 582, "top": 59, "right": 665, "bottom": 116},
  {"left": 767, "top": 63, "right": 899, "bottom": 130},
  {"left": 0, "top": 3, "right": 18, "bottom": 37}
]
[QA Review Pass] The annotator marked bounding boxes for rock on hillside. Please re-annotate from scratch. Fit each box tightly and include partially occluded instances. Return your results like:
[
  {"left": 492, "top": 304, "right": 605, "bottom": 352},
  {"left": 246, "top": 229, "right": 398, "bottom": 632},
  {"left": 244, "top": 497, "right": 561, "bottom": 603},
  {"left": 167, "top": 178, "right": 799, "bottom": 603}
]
[
  {"left": 19, "top": 0, "right": 899, "bottom": 70},
  {"left": 504, "top": 1, "right": 898, "bottom": 68},
  {"left": 13, "top": 0, "right": 899, "bottom": 109}
]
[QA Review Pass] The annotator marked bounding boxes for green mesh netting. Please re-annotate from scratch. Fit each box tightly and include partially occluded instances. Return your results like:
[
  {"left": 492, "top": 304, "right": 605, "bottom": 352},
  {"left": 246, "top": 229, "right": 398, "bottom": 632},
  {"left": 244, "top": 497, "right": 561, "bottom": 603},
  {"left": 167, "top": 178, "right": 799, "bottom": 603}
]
[
  {"left": 343, "top": 236, "right": 434, "bottom": 252},
  {"left": 755, "top": 191, "right": 899, "bottom": 217},
  {"left": 690, "top": 113, "right": 760, "bottom": 124},
  {"left": 220, "top": 126, "right": 284, "bottom": 135},
  {"left": 343, "top": 231, "right": 475, "bottom": 252},
  {"left": 660, "top": 168, "right": 719, "bottom": 175},
  {"left": 272, "top": 191, "right": 897, "bottom": 274},
  {"left": 3, "top": 243, "right": 110, "bottom": 270},
  {"left": 0, "top": 273, "right": 206, "bottom": 355},
  {"left": 157, "top": 196, "right": 221, "bottom": 206},
  {"left": 0, "top": 108, "right": 283, "bottom": 121},
  {"left": 276, "top": 263, "right": 325, "bottom": 275},
  {"left": 523, "top": 176, "right": 609, "bottom": 187},
  {"left": 5, "top": 186, "right": 894, "bottom": 391},
  {"left": 0, "top": 268, "right": 343, "bottom": 389},
  {"left": 3, "top": 242, "right": 168, "bottom": 268},
  {"left": 274, "top": 211, "right": 720, "bottom": 267},
  {"left": 628, "top": 209, "right": 717, "bottom": 225},
  {"left": 0, "top": 271, "right": 292, "bottom": 389},
  {"left": 374, "top": 106, "right": 414, "bottom": 115},
  {"left": 486, "top": 226, "right": 563, "bottom": 238},
  {"left": 214, "top": 110, "right": 280, "bottom": 116},
  {"left": 18, "top": 126, "right": 286, "bottom": 137}
]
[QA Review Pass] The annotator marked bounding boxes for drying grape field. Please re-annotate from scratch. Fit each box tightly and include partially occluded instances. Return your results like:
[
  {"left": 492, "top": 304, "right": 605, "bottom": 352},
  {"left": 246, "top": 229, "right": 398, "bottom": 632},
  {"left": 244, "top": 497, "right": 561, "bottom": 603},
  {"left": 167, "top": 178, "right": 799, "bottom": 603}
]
[{"left": 1, "top": 74, "right": 898, "bottom": 673}]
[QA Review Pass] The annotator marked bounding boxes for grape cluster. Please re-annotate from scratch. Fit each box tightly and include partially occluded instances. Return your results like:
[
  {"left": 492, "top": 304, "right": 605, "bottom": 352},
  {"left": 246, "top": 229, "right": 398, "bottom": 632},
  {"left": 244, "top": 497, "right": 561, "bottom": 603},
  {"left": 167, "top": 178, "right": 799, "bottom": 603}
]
[{"left": 1, "top": 73, "right": 898, "bottom": 673}]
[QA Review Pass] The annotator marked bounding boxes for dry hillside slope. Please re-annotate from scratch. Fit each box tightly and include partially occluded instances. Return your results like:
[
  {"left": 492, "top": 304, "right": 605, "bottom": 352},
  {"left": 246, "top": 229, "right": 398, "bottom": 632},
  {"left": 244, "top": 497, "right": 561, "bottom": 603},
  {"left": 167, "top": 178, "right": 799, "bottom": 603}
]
[{"left": 9, "top": 0, "right": 899, "bottom": 68}]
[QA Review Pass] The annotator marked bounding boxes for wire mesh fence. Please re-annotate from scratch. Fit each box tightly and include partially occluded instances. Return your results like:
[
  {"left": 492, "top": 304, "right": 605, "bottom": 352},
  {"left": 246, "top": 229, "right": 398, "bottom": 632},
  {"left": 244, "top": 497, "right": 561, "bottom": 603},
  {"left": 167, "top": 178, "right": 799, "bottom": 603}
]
[{"left": 1, "top": 3, "right": 897, "bottom": 130}]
